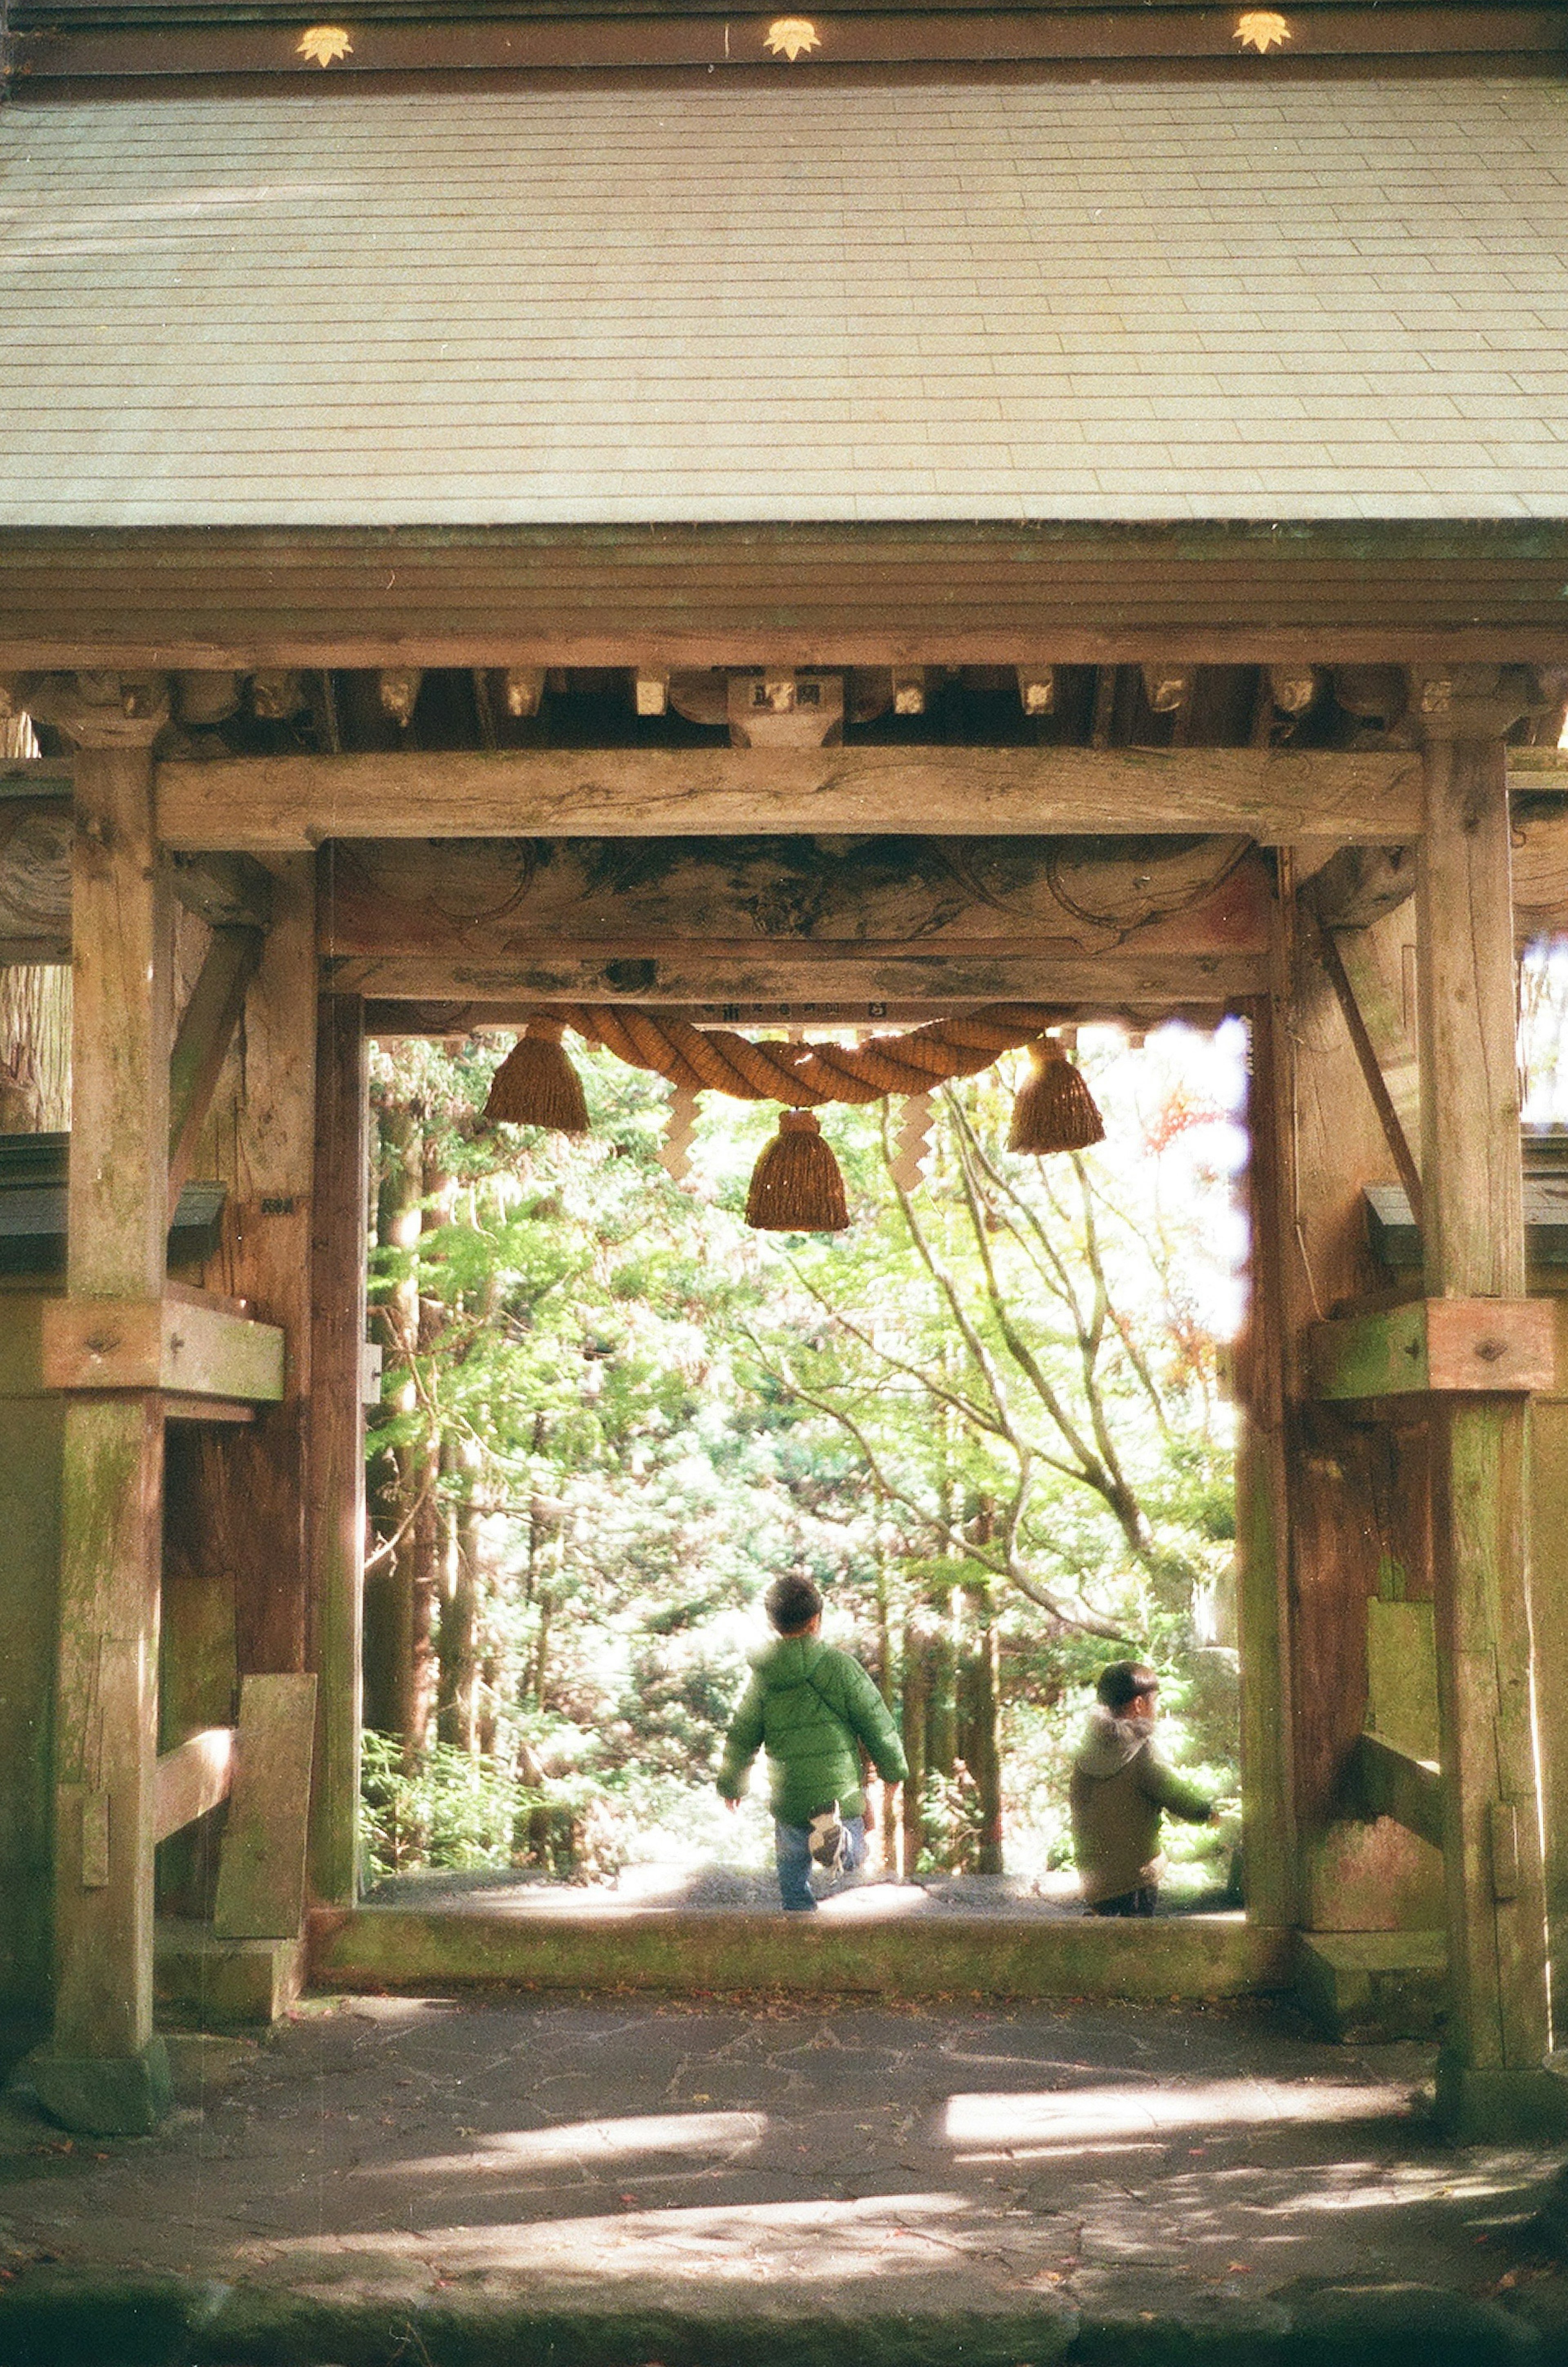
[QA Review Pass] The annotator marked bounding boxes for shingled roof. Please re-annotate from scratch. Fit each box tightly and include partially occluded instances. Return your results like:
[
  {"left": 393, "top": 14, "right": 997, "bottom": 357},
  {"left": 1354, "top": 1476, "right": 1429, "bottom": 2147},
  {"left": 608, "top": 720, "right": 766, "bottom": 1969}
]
[{"left": 2, "top": 70, "right": 1567, "bottom": 527}]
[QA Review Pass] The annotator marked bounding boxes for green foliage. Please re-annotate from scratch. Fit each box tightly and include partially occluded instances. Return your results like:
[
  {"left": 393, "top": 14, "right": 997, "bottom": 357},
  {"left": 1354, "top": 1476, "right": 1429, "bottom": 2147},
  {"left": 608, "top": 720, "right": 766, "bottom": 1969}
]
[
  {"left": 359, "top": 1728, "right": 530, "bottom": 1882},
  {"left": 361, "top": 1021, "right": 1247, "bottom": 1884}
]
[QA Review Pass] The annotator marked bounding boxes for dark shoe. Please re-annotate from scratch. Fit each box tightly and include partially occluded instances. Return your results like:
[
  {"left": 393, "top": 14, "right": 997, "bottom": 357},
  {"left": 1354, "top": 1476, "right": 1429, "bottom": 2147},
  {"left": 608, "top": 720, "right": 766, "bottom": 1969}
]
[{"left": 807, "top": 1804, "right": 847, "bottom": 1877}]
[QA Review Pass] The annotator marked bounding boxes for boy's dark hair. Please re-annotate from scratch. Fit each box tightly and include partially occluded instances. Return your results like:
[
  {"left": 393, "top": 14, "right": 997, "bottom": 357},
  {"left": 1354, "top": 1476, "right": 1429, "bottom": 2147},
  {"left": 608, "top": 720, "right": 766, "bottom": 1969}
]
[
  {"left": 766, "top": 1574, "right": 823, "bottom": 1634},
  {"left": 1097, "top": 1659, "right": 1159, "bottom": 1711}
]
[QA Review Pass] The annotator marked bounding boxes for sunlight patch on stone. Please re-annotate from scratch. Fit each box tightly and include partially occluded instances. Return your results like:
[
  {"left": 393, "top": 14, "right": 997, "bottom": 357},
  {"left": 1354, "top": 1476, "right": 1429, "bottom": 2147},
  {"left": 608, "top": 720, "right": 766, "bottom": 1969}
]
[
  {"left": 262, "top": 2191, "right": 978, "bottom": 2282},
  {"left": 368, "top": 2109, "right": 767, "bottom": 2177},
  {"left": 944, "top": 2079, "right": 1405, "bottom": 2153}
]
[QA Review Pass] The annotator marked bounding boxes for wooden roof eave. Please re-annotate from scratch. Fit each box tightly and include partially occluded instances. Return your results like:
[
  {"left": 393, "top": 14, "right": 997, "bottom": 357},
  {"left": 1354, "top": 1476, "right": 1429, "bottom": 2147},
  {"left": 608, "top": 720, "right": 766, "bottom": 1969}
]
[
  {"left": 6, "top": 2, "right": 1566, "bottom": 79},
  {"left": 4, "top": 521, "right": 1568, "bottom": 674}
]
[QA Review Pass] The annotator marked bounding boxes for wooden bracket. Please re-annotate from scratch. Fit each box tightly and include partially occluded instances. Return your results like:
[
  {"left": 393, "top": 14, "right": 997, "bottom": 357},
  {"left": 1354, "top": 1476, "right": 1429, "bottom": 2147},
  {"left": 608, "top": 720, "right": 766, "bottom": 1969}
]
[
  {"left": 1307, "top": 1297, "right": 1556, "bottom": 1401},
  {"left": 168, "top": 924, "right": 265, "bottom": 1216},
  {"left": 1312, "top": 912, "right": 1424, "bottom": 1228},
  {"left": 167, "top": 851, "right": 275, "bottom": 933},
  {"left": 40, "top": 1294, "right": 285, "bottom": 1403}
]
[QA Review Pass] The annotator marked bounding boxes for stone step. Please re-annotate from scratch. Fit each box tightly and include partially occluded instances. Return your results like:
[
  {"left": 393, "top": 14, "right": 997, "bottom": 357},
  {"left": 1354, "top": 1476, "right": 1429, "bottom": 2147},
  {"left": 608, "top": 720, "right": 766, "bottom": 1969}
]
[
  {"left": 0, "top": 2266, "right": 1552, "bottom": 2367},
  {"left": 309, "top": 1903, "right": 1292, "bottom": 2002},
  {"left": 155, "top": 1917, "right": 305, "bottom": 2028},
  {"left": 1296, "top": 1930, "right": 1447, "bottom": 2042}
]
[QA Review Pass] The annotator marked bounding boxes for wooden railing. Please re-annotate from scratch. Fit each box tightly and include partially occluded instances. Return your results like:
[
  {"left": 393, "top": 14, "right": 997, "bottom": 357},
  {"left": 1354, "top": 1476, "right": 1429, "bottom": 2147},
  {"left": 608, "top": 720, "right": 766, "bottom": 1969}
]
[
  {"left": 153, "top": 1725, "right": 236, "bottom": 1844},
  {"left": 151, "top": 1674, "right": 318, "bottom": 1940}
]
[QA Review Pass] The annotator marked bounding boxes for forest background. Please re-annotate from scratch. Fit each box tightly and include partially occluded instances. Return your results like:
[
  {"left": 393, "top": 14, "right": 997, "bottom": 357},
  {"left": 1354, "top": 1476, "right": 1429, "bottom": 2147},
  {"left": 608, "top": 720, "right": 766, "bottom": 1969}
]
[{"left": 362, "top": 1018, "right": 1250, "bottom": 1901}]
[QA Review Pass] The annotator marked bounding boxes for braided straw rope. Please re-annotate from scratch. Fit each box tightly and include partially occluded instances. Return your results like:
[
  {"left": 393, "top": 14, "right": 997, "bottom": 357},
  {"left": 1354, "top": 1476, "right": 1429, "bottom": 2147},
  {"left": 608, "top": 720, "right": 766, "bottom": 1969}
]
[{"left": 544, "top": 1005, "right": 1056, "bottom": 1108}]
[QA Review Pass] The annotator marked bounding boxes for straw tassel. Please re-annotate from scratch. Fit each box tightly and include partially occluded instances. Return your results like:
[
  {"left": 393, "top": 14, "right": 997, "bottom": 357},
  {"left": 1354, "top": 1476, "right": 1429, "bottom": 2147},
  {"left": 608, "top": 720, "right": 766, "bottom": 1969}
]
[
  {"left": 483, "top": 1018, "right": 590, "bottom": 1134},
  {"left": 744, "top": 1109, "right": 849, "bottom": 1232},
  {"left": 1007, "top": 1039, "right": 1105, "bottom": 1155}
]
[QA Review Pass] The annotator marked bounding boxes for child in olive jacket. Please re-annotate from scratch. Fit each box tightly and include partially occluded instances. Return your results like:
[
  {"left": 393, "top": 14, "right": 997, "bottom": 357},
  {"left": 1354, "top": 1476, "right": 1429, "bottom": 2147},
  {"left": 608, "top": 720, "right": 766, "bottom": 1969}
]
[
  {"left": 718, "top": 1574, "right": 909, "bottom": 1912},
  {"left": 1070, "top": 1659, "right": 1216, "bottom": 1915}
]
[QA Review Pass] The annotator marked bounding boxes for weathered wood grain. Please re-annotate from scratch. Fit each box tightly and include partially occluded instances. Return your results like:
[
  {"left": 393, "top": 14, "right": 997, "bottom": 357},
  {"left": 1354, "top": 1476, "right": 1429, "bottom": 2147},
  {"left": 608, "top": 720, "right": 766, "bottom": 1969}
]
[
  {"left": 158, "top": 747, "right": 1425, "bottom": 852},
  {"left": 1512, "top": 804, "right": 1568, "bottom": 941},
  {"left": 212, "top": 1673, "right": 317, "bottom": 1940}
]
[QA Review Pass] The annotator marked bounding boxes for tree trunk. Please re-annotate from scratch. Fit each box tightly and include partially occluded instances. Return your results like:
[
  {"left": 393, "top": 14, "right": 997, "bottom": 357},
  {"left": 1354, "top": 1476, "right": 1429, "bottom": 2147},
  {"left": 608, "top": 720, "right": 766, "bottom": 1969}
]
[
  {"left": 405, "top": 1454, "right": 440, "bottom": 1761},
  {"left": 900, "top": 1613, "right": 929, "bottom": 1878},
  {"left": 438, "top": 1466, "right": 480, "bottom": 1753},
  {"left": 873, "top": 1523, "right": 894, "bottom": 1710},
  {"left": 925, "top": 1587, "right": 958, "bottom": 1783},
  {"left": 962, "top": 1583, "right": 1004, "bottom": 1874}
]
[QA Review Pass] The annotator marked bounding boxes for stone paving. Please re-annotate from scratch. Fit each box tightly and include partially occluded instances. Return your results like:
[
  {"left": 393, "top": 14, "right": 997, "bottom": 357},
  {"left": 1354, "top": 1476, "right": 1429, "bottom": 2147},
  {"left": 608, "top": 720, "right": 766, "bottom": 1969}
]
[{"left": 2, "top": 1993, "right": 1566, "bottom": 2363}]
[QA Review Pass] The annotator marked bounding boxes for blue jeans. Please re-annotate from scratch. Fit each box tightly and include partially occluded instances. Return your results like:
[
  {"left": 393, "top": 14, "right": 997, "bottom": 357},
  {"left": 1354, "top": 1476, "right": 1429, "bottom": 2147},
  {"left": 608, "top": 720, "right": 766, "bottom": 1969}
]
[{"left": 774, "top": 1813, "right": 866, "bottom": 1912}]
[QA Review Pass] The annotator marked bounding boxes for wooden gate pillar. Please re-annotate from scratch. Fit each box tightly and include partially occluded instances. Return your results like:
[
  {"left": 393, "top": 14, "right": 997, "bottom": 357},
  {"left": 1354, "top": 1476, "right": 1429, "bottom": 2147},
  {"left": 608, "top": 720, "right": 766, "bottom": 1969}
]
[
  {"left": 307, "top": 992, "right": 368, "bottom": 1905},
  {"left": 1415, "top": 670, "right": 1558, "bottom": 2138},
  {"left": 33, "top": 675, "right": 175, "bottom": 2135}
]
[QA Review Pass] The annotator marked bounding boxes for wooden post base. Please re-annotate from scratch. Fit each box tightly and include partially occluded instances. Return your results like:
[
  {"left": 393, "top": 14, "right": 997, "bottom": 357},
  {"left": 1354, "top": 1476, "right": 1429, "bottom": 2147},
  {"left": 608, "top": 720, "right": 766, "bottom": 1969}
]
[
  {"left": 27, "top": 2036, "right": 171, "bottom": 2136},
  {"left": 1434, "top": 2053, "right": 1568, "bottom": 2145}
]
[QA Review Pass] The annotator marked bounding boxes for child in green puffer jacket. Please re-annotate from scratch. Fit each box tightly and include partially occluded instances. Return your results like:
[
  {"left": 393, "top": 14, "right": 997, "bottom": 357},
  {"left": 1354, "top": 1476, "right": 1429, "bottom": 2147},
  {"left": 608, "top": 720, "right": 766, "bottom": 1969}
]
[{"left": 718, "top": 1574, "right": 909, "bottom": 1913}]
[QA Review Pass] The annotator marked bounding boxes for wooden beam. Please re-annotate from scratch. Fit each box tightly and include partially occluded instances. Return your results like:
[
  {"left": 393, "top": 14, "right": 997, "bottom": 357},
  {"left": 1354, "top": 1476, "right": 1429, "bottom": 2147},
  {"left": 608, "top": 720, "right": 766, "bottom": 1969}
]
[
  {"left": 0, "top": 758, "right": 73, "bottom": 797},
  {"left": 167, "top": 926, "right": 264, "bottom": 1217},
  {"left": 153, "top": 1726, "right": 235, "bottom": 1846},
  {"left": 6, "top": 522, "right": 1568, "bottom": 677},
  {"left": 1512, "top": 801, "right": 1568, "bottom": 941},
  {"left": 213, "top": 1673, "right": 317, "bottom": 1940},
  {"left": 40, "top": 1295, "right": 285, "bottom": 1403},
  {"left": 158, "top": 746, "right": 1425, "bottom": 852},
  {"left": 1330, "top": 919, "right": 1422, "bottom": 1152},
  {"left": 325, "top": 950, "right": 1267, "bottom": 1006},
  {"left": 1312, "top": 915, "right": 1425, "bottom": 1229},
  {"left": 166, "top": 851, "right": 275, "bottom": 933},
  {"left": 12, "top": 5, "right": 1566, "bottom": 81},
  {"left": 0, "top": 748, "right": 1556, "bottom": 822},
  {"left": 163, "top": 1395, "right": 255, "bottom": 1425},
  {"left": 1308, "top": 1300, "right": 1557, "bottom": 1401},
  {"left": 305, "top": 996, "right": 368, "bottom": 1908},
  {"left": 1351, "top": 1733, "right": 1444, "bottom": 1853}
]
